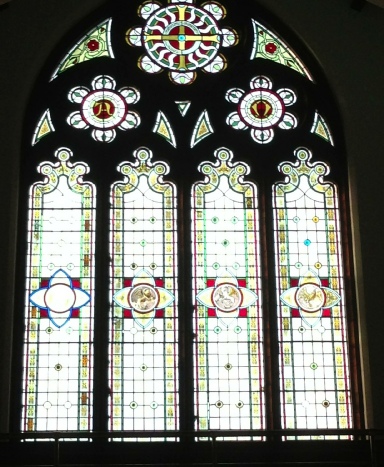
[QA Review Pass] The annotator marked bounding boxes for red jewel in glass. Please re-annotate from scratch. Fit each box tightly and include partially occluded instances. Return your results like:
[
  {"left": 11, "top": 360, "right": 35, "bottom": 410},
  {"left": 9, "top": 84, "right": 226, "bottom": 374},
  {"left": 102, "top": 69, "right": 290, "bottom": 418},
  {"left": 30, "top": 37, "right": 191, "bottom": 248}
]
[
  {"left": 87, "top": 39, "right": 100, "bottom": 51},
  {"left": 265, "top": 42, "right": 277, "bottom": 54},
  {"left": 251, "top": 100, "right": 273, "bottom": 119},
  {"left": 92, "top": 99, "right": 116, "bottom": 119}
]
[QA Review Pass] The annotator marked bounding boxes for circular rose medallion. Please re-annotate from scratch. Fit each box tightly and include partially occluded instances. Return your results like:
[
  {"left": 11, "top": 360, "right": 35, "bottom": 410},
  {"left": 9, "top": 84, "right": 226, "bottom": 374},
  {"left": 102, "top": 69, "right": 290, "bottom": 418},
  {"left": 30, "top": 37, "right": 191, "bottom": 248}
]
[
  {"left": 129, "top": 284, "right": 159, "bottom": 313},
  {"left": 93, "top": 99, "right": 116, "bottom": 119},
  {"left": 81, "top": 90, "right": 128, "bottom": 129},
  {"left": 212, "top": 284, "right": 242, "bottom": 313},
  {"left": 250, "top": 100, "right": 273, "bottom": 119},
  {"left": 143, "top": 5, "right": 221, "bottom": 71},
  {"left": 163, "top": 22, "right": 203, "bottom": 56},
  {"left": 239, "top": 90, "right": 285, "bottom": 129},
  {"left": 44, "top": 284, "right": 76, "bottom": 313},
  {"left": 295, "top": 284, "right": 325, "bottom": 313}
]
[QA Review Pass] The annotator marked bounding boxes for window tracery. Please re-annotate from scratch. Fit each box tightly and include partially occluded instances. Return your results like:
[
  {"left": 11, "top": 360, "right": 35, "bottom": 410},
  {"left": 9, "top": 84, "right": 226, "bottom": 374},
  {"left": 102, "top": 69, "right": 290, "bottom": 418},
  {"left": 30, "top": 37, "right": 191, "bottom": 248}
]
[{"left": 20, "top": 0, "right": 359, "bottom": 440}]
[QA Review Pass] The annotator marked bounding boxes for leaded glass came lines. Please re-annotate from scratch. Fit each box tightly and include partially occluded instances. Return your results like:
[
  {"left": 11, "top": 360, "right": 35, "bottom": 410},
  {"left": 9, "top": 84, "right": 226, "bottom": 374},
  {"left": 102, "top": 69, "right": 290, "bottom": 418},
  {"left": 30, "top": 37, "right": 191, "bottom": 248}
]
[
  {"left": 110, "top": 148, "right": 178, "bottom": 436},
  {"left": 20, "top": 0, "right": 360, "bottom": 443},
  {"left": 126, "top": 1, "right": 238, "bottom": 85},
  {"left": 23, "top": 148, "right": 95, "bottom": 432},
  {"left": 51, "top": 19, "right": 114, "bottom": 80},
  {"left": 273, "top": 148, "right": 352, "bottom": 437},
  {"left": 32, "top": 109, "right": 55, "bottom": 146},
  {"left": 192, "top": 148, "right": 264, "bottom": 436},
  {"left": 311, "top": 111, "right": 335, "bottom": 146},
  {"left": 251, "top": 19, "right": 313, "bottom": 81}
]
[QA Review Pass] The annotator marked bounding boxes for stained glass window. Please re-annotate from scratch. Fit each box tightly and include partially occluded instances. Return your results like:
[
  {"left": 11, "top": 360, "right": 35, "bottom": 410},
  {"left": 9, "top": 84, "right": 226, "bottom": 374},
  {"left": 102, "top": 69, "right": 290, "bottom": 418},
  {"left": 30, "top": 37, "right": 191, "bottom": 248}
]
[
  {"left": 190, "top": 110, "right": 214, "bottom": 147},
  {"left": 225, "top": 76, "right": 297, "bottom": 144},
  {"left": 18, "top": 0, "right": 361, "bottom": 448},
  {"left": 176, "top": 101, "right": 191, "bottom": 117},
  {"left": 273, "top": 148, "right": 352, "bottom": 437},
  {"left": 23, "top": 148, "right": 95, "bottom": 432},
  {"left": 32, "top": 109, "right": 55, "bottom": 146},
  {"left": 251, "top": 19, "right": 313, "bottom": 81},
  {"left": 126, "top": 0, "right": 238, "bottom": 85},
  {"left": 51, "top": 18, "right": 114, "bottom": 80},
  {"left": 67, "top": 75, "right": 140, "bottom": 143},
  {"left": 153, "top": 111, "right": 177, "bottom": 147},
  {"left": 311, "top": 111, "right": 335, "bottom": 146},
  {"left": 109, "top": 148, "right": 178, "bottom": 434},
  {"left": 192, "top": 148, "right": 264, "bottom": 435}
]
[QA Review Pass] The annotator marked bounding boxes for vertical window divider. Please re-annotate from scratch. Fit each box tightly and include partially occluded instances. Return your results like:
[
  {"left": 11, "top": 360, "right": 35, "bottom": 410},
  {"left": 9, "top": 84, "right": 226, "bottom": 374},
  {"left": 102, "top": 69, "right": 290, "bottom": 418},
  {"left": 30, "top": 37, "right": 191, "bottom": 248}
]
[
  {"left": 259, "top": 172, "right": 282, "bottom": 438},
  {"left": 177, "top": 177, "right": 195, "bottom": 441},
  {"left": 93, "top": 179, "right": 111, "bottom": 435}
]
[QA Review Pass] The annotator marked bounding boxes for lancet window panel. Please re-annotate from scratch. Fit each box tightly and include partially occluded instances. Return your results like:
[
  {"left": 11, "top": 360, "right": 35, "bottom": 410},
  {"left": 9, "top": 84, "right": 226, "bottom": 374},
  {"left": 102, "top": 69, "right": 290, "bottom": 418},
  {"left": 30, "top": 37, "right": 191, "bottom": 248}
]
[
  {"left": 109, "top": 148, "right": 179, "bottom": 434},
  {"left": 192, "top": 148, "right": 264, "bottom": 436},
  {"left": 22, "top": 148, "right": 95, "bottom": 433},
  {"left": 273, "top": 148, "right": 352, "bottom": 437}
]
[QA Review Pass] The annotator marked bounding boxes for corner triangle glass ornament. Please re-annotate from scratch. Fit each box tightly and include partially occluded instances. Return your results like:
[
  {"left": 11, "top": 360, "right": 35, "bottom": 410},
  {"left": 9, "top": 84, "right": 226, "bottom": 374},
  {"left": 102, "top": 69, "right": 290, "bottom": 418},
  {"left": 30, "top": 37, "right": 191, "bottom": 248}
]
[
  {"left": 32, "top": 109, "right": 55, "bottom": 146},
  {"left": 176, "top": 100, "right": 191, "bottom": 116},
  {"left": 126, "top": 1, "right": 238, "bottom": 85},
  {"left": 153, "top": 111, "right": 177, "bottom": 147},
  {"left": 191, "top": 110, "right": 214, "bottom": 147},
  {"left": 251, "top": 19, "right": 313, "bottom": 82},
  {"left": 311, "top": 111, "right": 334, "bottom": 145},
  {"left": 51, "top": 18, "right": 114, "bottom": 80}
]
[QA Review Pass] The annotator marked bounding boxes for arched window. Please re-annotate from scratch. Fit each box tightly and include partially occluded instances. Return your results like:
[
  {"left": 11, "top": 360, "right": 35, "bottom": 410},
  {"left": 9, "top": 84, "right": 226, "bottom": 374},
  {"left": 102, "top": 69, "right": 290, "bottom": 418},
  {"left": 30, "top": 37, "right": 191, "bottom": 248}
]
[{"left": 15, "top": 0, "right": 362, "bottom": 445}]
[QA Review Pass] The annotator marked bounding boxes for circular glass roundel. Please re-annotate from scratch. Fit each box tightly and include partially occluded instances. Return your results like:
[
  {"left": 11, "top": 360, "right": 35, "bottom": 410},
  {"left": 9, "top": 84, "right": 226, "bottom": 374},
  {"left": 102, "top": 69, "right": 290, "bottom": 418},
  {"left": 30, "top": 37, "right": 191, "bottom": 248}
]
[
  {"left": 143, "top": 4, "right": 221, "bottom": 71},
  {"left": 212, "top": 284, "right": 242, "bottom": 312},
  {"left": 295, "top": 283, "right": 325, "bottom": 313},
  {"left": 44, "top": 284, "right": 76, "bottom": 313},
  {"left": 239, "top": 89, "right": 285, "bottom": 130},
  {"left": 129, "top": 284, "right": 159, "bottom": 313},
  {"left": 81, "top": 90, "right": 128, "bottom": 129}
]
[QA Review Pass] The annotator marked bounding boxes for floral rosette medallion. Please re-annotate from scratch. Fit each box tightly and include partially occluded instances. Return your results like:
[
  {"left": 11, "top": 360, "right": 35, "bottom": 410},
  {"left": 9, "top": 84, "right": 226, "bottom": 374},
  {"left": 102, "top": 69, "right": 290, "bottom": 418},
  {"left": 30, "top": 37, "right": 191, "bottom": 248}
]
[
  {"left": 113, "top": 269, "right": 174, "bottom": 328},
  {"left": 226, "top": 75, "right": 297, "bottom": 144},
  {"left": 280, "top": 269, "right": 341, "bottom": 328},
  {"left": 126, "top": 0, "right": 238, "bottom": 85},
  {"left": 67, "top": 75, "right": 140, "bottom": 142},
  {"left": 29, "top": 269, "right": 90, "bottom": 328},
  {"left": 196, "top": 270, "right": 257, "bottom": 323}
]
